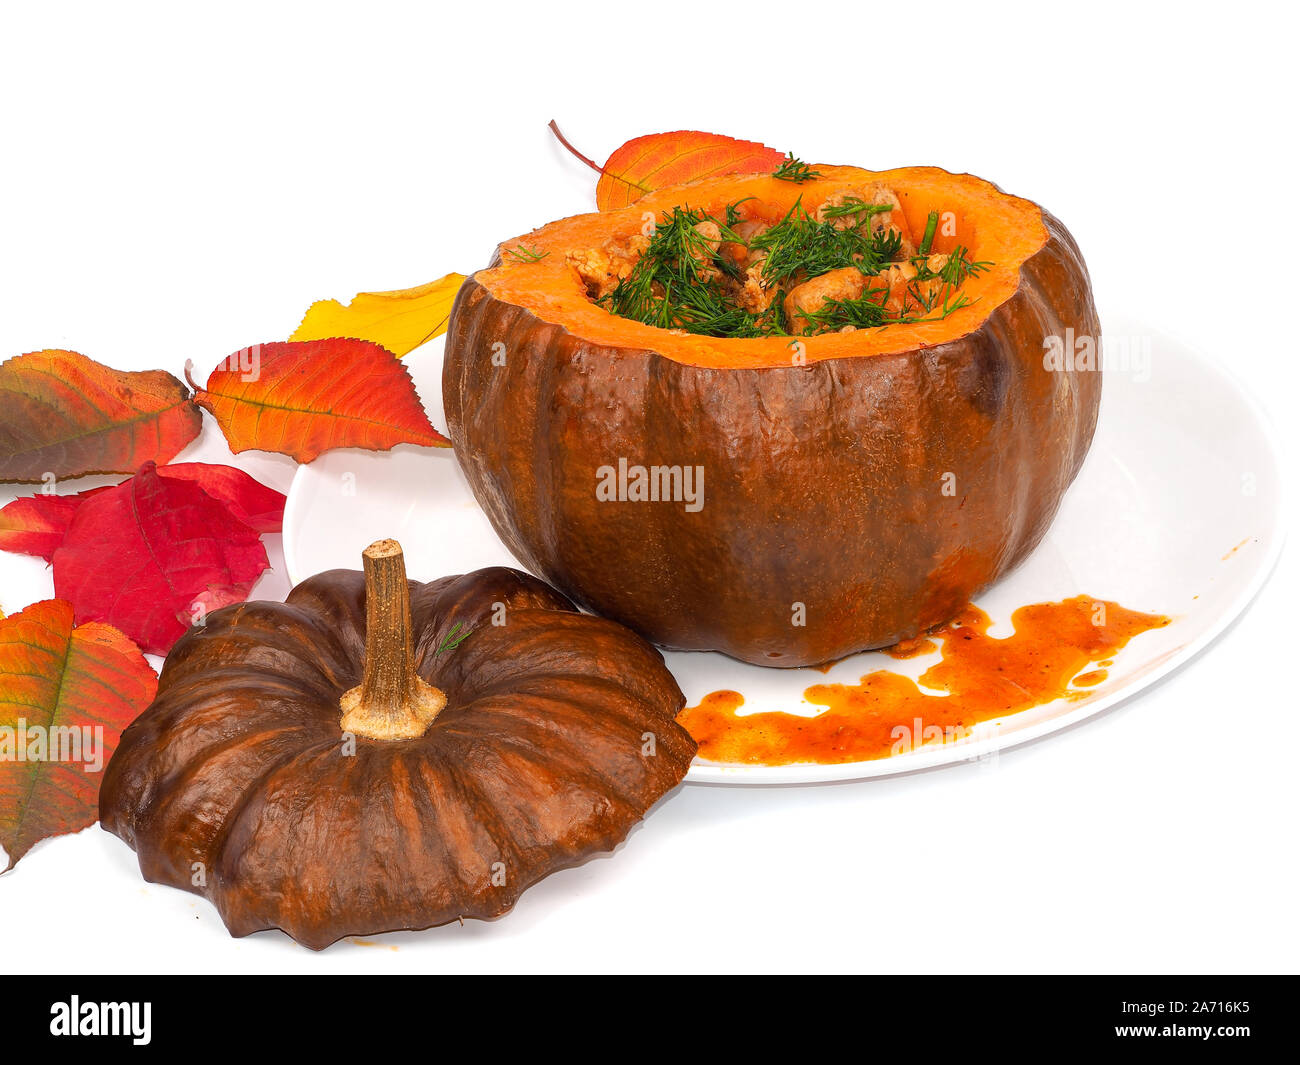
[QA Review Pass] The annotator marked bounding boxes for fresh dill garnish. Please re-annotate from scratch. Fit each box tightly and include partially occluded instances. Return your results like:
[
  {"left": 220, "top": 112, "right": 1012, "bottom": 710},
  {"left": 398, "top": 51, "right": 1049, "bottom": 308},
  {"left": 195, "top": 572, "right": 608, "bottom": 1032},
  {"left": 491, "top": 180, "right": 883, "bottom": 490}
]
[
  {"left": 504, "top": 243, "right": 550, "bottom": 263},
  {"left": 936, "top": 245, "right": 992, "bottom": 286},
  {"left": 772, "top": 154, "right": 821, "bottom": 183},
  {"left": 800, "top": 287, "right": 893, "bottom": 331},
  {"left": 598, "top": 206, "right": 767, "bottom": 335},
  {"left": 873, "top": 227, "right": 903, "bottom": 262},
  {"left": 877, "top": 244, "right": 995, "bottom": 317},
  {"left": 749, "top": 200, "right": 900, "bottom": 284},
  {"left": 724, "top": 198, "right": 756, "bottom": 227},
  {"left": 799, "top": 287, "right": 980, "bottom": 335},
  {"left": 819, "top": 197, "right": 895, "bottom": 224},
  {"left": 435, "top": 622, "right": 471, "bottom": 655},
  {"left": 594, "top": 195, "right": 992, "bottom": 339},
  {"left": 918, "top": 211, "right": 940, "bottom": 256}
]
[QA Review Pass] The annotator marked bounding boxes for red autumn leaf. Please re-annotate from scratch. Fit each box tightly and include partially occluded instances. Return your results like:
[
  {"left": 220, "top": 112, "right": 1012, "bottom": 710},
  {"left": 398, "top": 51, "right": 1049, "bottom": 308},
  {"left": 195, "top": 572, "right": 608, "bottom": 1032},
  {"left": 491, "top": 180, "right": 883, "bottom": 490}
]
[
  {"left": 152, "top": 462, "right": 286, "bottom": 533},
  {"left": 0, "top": 598, "right": 156, "bottom": 870},
  {"left": 0, "top": 487, "right": 111, "bottom": 562},
  {"left": 187, "top": 339, "right": 449, "bottom": 463},
  {"left": 52, "top": 462, "right": 271, "bottom": 655},
  {"left": 550, "top": 121, "right": 786, "bottom": 211},
  {"left": 0, "top": 462, "right": 283, "bottom": 563},
  {"left": 0, "top": 349, "right": 202, "bottom": 482}
]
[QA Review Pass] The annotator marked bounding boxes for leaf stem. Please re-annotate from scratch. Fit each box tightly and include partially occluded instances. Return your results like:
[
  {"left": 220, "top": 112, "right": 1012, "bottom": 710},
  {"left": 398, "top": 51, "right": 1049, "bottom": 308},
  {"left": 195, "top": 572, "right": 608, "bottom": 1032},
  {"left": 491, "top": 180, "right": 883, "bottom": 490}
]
[{"left": 548, "top": 120, "right": 604, "bottom": 175}]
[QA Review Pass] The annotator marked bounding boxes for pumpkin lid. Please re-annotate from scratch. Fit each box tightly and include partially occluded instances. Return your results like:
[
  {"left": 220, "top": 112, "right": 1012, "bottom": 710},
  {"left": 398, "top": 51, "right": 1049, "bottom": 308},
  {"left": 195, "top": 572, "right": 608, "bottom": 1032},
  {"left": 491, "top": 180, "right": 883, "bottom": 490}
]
[
  {"left": 99, "top": 540, "right": 696, "bottom": 949},
  {"left": 480, "top": 165, "right": 1050, "bottom": 370}
]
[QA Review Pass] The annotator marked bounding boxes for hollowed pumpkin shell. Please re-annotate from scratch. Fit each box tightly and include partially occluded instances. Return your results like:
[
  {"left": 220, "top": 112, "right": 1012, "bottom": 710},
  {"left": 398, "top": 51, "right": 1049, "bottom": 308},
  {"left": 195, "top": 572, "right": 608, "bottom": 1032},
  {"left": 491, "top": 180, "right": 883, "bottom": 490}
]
[{"left": 443, "top": 165, "right": 1101, "bottom": 666}]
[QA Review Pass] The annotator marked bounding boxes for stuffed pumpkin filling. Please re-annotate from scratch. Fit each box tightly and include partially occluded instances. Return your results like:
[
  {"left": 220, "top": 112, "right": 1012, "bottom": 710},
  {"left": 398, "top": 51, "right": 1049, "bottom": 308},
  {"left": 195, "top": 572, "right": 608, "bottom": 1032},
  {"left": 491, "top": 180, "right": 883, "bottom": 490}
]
[
  {"left": 567, "top": 183, "right": 992, "bottom": 339},
  {"left": 482, "top": 165, "right": 1048, "bottom": 370}
]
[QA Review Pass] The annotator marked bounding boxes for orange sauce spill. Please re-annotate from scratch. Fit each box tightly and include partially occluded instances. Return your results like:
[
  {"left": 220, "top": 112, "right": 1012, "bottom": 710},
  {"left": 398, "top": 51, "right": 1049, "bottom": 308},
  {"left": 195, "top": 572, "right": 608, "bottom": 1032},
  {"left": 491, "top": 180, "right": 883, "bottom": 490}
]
[
  {"left": 812, "top": 635, "right": 939, "bottom": 673},
  {"left": 677, "top": 596, "right": 1171, "bottom": 766},
  {"left": 881, "top": 634, "right": 938, "bottom": 659}
]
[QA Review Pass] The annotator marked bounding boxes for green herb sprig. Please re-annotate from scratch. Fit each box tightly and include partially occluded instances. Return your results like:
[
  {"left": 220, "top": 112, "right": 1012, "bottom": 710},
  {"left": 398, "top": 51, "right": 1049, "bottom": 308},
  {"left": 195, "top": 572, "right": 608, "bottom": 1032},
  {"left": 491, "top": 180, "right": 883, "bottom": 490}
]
[
  {"left": 598, "top": 206, "right": 774, "bottom": 336},
  {"left": 504, "top": 244, "right": 550, "bottom": 264},
  {"left": 595, "top": 195, "right": 993, "bottom": 339},
  {"left": 435, "top": 622, "right": 471, "bottom": 656},
  {"left": 749, "top": 200, "right": 900, "bottom": 285},
  {"left": 918, "top": 211, "right": 940, "bottom": 256},
  {"left": 772, "top": 154, "right": 821, "bottom": 183}
]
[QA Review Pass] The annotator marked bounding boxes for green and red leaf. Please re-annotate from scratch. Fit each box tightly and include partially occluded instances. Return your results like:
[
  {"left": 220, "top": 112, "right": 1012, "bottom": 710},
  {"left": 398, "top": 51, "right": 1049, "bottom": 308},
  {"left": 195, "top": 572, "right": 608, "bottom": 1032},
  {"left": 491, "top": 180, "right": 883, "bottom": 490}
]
[
  {"left": 0, "top": 598, "right": 156, "bottom": 870},
  {"left": 0, "top": 350, "right": 202, "bottom": 482}
]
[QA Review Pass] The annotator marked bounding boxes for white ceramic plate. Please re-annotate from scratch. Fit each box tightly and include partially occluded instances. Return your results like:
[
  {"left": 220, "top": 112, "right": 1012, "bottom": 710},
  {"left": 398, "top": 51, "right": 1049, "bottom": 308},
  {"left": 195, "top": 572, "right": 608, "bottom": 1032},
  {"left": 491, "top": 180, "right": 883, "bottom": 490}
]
[{"left": 284, "top": 312, "right": 1284, "bottom": 785}]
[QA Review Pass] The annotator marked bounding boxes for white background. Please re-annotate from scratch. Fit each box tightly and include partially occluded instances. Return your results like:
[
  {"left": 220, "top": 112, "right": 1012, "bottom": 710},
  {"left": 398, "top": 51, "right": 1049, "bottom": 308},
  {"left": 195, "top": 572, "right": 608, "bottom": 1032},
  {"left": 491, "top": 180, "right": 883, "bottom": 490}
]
[{"left": 1, "top": 1, "right": 1296, "bottom": 973}]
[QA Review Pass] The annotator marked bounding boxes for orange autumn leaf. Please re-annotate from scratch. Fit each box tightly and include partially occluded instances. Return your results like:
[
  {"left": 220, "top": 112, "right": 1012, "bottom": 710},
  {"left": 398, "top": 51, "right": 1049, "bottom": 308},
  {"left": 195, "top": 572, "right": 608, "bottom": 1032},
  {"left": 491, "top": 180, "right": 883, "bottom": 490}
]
[
  {"left": 0, "top": 598, "right": 157, "bottom": 870},
  {"left": 291, "top": 273, "right": 466, "bottom": 357},
  {"left": 188, "top": 338, "right": 449, "bottom": 463},
  {"left": 0, "top": 350, "right": 202, "bottom": 483},
  {"left": 550, "top": 121, "right": 786, "bottom": 211}
]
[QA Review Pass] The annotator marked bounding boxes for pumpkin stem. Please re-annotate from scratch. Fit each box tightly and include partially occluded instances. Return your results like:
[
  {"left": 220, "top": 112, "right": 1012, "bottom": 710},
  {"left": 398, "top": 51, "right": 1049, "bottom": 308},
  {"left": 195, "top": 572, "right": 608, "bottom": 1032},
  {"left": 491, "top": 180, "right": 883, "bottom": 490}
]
[{"left": 339, "top": 539, "right": 446, "bottom": 740}]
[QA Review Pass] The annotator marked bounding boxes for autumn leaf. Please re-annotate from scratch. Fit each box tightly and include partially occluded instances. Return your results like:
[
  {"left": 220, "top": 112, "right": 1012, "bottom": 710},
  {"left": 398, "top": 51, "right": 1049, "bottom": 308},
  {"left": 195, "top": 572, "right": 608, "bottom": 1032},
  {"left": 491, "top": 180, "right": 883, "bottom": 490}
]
[
  {"left": 0, "top": 487, "right": 110, "bottom": 562},
  {"left": 188, "top": 338, "right": 449, "bottom": 463},
  {"left": 550, "top": 121, "right": 786, "bottom": 211},
  {"left": 291, "top": 273, "right": 466, "bottom": 357},
  {"left": 150, "top": 463, "right": 285, "bottom": 533},
  {"left": 0, "top": 350, "right": 202, "bottom": 483},
  {"left": 52, "top": 462, "right": 272, "bottom": 655},
  {"left": 598, "top": 131, "right": 785, "bottom": 210},
  {"left": 0, "top": 598, "right": 156, "bottom": 870},
  {"left": 0, "top": 463, "right": 283, "bottom": 564}
]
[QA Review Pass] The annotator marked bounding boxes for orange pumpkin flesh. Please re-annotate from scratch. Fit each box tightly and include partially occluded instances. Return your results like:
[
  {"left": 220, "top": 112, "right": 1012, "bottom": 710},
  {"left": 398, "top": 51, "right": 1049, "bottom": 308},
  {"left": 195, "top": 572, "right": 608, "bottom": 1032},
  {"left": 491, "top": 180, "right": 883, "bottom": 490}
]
[{"left": 444, "top": 165, "right": 1100, "bottom": 667}]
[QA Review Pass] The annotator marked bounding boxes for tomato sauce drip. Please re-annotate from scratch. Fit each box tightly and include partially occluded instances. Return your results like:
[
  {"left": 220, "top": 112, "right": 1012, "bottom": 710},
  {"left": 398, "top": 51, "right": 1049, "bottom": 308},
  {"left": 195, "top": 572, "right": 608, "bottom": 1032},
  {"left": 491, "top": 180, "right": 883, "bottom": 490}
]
[{"left": 678, "top": 596, "right": 1171, "bottom": 766}]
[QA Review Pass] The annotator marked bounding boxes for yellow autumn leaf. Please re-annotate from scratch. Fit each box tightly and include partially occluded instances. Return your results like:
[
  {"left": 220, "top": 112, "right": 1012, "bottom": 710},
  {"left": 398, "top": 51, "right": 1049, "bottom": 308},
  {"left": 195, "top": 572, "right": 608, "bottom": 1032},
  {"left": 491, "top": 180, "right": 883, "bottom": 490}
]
[{"left": 291, "top": 273, "right": 466, "bottom": 356}]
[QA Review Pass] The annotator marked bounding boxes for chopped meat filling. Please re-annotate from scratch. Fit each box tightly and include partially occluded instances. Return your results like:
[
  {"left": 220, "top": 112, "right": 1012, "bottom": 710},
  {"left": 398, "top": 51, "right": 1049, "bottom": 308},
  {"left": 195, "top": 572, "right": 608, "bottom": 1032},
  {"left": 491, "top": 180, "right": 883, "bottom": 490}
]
[{"left": 563, "top": 185, "right": 989, "bottom": 337}]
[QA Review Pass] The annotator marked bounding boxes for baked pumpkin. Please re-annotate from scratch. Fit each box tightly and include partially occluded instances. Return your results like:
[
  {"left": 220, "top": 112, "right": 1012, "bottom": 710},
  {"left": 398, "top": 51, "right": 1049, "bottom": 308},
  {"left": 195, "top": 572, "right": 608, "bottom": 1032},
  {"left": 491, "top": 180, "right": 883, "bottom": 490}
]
[
  {"left": 99, "top": 540, "right": 695, "bottom": 949},
  {"left": 443, "top": 165, "right": 1100, "bottom": 666}
]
